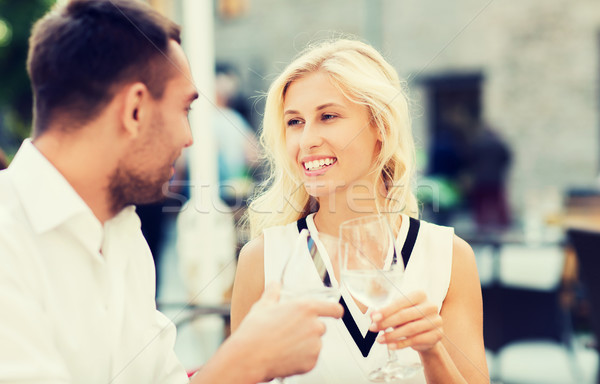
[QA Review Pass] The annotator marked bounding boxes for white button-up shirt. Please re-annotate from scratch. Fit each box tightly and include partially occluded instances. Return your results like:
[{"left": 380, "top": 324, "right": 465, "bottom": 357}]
[{"left": 0, "top": 140, "right": 188, "bottom": 383}]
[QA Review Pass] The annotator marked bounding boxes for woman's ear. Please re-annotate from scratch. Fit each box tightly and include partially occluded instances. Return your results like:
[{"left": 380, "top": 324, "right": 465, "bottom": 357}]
[
  {"left": 121, "top": 82, "right": 150, "bottom": 138},
  {"left": 375, "top": 124, "right": 384, "bottom": 142}
]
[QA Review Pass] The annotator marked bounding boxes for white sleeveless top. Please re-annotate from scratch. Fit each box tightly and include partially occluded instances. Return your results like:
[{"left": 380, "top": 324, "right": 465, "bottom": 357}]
[{"left": 263, "top": 213, "right": 454, "bottom": 384}]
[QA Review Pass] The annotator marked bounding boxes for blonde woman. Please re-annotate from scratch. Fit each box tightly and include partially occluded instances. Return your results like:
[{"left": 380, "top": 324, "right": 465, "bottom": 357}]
[{"left": 231, "top": 39, "right": 488, "bottom": 383}]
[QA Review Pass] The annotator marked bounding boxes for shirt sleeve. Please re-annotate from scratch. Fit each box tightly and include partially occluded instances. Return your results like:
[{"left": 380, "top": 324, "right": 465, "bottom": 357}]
[
  {"left": 0, "top": 231, "right": 70, "bottom": 383},
  {"left": 149, "top": 310, "right": 190, "bottom": 384},
  {"left": 127, "top": 228, "right": 189, "bottom": 384}
]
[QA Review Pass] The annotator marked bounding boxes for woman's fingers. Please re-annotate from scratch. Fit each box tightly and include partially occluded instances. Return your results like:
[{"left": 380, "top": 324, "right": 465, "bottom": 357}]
[
  {"left": 368, "top": 290, "right": 444, "bottom": 352},
  {"left": 386, "top": 328, "right": 445, "bottom": 351},
  {"left": 377, "top": 315, "right": 444, "bottom": 344},
  {"left": 373, "top": 302, "right": 438, "bottom": 331},
  {"left": 377, "top": 290, "right": 427, "bottom": 317},
  {"left": 369, "top": 291, "right": 437, "bottom": 332}
]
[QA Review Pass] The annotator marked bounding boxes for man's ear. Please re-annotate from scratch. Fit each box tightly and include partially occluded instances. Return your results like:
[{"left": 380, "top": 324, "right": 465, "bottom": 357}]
[{"left": 121, "top": 82, "right": 150, "bottom": 138}]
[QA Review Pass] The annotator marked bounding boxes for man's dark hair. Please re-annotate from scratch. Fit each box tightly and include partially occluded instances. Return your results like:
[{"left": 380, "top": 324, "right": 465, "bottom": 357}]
[{"left": 27, "top": 0, "right": 181, "bottom": 136}]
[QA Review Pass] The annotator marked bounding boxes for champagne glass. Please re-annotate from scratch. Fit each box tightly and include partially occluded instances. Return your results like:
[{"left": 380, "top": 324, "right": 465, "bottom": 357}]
[
  {"left": 339, "top": 214, "right": 422, "bottom": 382},
  {"left": 276, "top": 229, "right": 341, "bottom": 383}
]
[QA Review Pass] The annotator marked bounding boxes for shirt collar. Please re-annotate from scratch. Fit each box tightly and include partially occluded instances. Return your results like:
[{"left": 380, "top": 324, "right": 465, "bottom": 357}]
[{"left": 9, "top": 139, "right": 98, "bottom": 235}]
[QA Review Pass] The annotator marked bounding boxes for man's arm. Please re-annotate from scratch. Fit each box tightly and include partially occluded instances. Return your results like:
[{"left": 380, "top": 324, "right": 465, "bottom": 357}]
[
  {"left": 191, "top": 283, "right": 343, "bottom": 384},
  {"left": 0, "top": 233, "right": 70, "bottom": 382}
]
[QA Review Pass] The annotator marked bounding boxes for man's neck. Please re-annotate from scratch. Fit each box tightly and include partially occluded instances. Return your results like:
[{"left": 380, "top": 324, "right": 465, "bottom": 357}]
[{"left": 33, "top": 131, "right": 117, "bottom": 224}]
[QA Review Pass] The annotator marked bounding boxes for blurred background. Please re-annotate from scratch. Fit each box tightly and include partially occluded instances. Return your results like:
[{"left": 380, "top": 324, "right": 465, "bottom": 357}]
[{"left": 1, "top": 0, "right": 600, "bottom": 382}]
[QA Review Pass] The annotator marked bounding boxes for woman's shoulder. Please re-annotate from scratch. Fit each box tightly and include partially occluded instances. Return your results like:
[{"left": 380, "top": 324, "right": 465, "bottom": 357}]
[
  {"left": 241, "top": 218, "right": 301, "bottom": 260},
  {"left": 409, "top": 216, "right": 455, "bottom": 247},
  {"left": 232, "top": 234, "right": 266, "bottom": 331},
  {"left": 263, "top": 219, "right": 301, "bottom": 233},
  {"left": 451, "top": 234, "right": 475, "bottom": 259},
  {"left": 450, "top": 233, "right": 477, "bottom": 277},
  {"left": 412, "top": 217, "right": 475, "bottom": 267},
  {"left": 442, "top": 233, "right": 479, "bottom": 305},
  {"left": 239, "top": 234, "right": 265, "bottom": 265},
  {"left": 414, "top": 216, "right": 454, "bottom": 233},
  {"left": 262, "top": 219, "right": 303, "bottom": 245}
]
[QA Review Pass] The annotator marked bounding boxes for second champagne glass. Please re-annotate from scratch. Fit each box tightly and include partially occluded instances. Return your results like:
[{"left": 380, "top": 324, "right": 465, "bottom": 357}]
[
  {"left": 276, "top": 229, "right": 341, "bottom": 383},
  {"left": 339, "top": 214, "right": 422, "bottom": 382}
]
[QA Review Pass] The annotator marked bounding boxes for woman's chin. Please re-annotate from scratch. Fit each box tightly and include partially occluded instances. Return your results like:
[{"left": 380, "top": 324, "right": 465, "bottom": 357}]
[{"left": 303, "top": 182, "right": 342, "bottom": 199}]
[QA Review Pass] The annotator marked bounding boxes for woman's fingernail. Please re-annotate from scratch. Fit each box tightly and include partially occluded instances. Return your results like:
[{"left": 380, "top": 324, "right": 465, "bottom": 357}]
[
  {"left": 372, "top": 313, "right": 382, "bottom": 322},
  {"left": 377, "top": 335, "right": 385, "bottom": 343}
]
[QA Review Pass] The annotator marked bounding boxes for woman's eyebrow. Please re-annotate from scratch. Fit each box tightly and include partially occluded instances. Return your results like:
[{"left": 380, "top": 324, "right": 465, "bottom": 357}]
[{"left": 284, "top": 102, "right": 346, "bottom": 115}]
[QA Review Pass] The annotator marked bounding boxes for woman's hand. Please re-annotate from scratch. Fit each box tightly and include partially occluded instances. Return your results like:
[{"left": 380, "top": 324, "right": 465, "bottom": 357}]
[{"left": 368, "top": 290, "right": 444, "bottom": 352}]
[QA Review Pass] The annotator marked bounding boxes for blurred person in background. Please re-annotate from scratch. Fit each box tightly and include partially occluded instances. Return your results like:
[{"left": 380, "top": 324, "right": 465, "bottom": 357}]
[
  {"left": 137, "top": 154, "right": 189, "bottom": 296},
  {"left": 465, "top": 121, "right": 512, "bottom": 232},
  {"left": 424, "top": 104, "right": 470, "bottom": 226},
  {"left": 0, "top": 1, "right": 342, "bottom": 383},
  {"left": 232, "top": 39, "right": 488, "bottom": 383},
  {"left": 428, "top": 103, "right": 511, "bottom": 232},
  {"left": 213, "top": 63, "right": 260, "bottom": 207}
]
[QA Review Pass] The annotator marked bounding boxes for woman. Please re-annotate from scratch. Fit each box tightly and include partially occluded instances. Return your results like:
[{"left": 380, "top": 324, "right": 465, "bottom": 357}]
[{"left": 231, "top": 39, "right": 488, "bottom": 383}]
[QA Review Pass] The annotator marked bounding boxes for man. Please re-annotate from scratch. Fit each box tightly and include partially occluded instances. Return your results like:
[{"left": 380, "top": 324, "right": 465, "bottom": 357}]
[{"left": 0, "top": 1, "right": 342, "bottom": 383}]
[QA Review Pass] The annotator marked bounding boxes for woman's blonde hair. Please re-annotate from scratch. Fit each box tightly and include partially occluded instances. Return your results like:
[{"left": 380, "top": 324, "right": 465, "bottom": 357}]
[{"left": 247, "top": 39, "right": 418, "bottom": 239}]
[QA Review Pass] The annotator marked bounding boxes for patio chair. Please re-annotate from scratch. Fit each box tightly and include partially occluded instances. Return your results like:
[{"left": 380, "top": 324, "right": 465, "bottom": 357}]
[{"left": 568, "top": 228, "right": 600, "bottom": 384}]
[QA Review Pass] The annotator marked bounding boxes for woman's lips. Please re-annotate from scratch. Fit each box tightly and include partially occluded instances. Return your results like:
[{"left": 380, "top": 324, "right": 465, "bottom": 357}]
[{"left": 302, "top": 158, "right": 337, "bottom": 176}]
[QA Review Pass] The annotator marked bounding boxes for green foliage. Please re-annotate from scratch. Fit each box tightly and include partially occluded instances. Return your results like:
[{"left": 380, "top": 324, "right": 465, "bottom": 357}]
[{"left": 0, "top": 0, "right": 55, "bottom": 154}]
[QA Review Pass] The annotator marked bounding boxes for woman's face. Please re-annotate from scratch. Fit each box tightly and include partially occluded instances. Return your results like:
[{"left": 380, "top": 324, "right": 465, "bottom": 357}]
[{"left": 284, "top": 70, "right": 381, "bottom": 200}]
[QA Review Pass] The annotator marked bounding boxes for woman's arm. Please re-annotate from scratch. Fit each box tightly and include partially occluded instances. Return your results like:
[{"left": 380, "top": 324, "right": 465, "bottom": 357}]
[
  {"left": 370, "top": 235, "right": 489, "bottom": 383},
  {"left": 231, "top": 235, "right": 266, "bottom": 332}
]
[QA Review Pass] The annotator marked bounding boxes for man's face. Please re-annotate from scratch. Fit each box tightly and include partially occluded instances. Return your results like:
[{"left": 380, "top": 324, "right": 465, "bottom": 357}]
[{"left": 109, "top": 41, "right": 197, "bottom": 212}]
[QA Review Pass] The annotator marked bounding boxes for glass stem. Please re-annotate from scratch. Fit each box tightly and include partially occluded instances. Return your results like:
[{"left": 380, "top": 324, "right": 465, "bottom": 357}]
[{"left": 386, "top": 345, "right": 401, "bottom": 364}]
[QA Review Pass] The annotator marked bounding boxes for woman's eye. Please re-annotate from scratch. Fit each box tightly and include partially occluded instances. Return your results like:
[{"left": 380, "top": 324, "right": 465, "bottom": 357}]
[
  {"left": 286, "top": 118, "right": 302, "bottom": 127},
  {"left": 322, "top": 113, "right": 337, "bottom": 121}
]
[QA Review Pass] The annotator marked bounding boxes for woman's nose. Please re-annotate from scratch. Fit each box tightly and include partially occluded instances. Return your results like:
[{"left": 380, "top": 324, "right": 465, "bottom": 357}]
[{"left": 299, "top": 121, "right": 323, "bottom": 150}]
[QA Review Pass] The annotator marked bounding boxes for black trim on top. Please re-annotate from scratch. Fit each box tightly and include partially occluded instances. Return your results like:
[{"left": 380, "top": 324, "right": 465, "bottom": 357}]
[
  {"left": 298, "top": 216, "right": 419, "bottom": 269},
  {"left": 401, "top": 218, "right": 420, "bottom": 268},
  {"left": 297, "top": 216, "right": 308, "bottom": 232},
  {"left": 340, "top": 296, "right": 379, "bottom": 357},
  {"left": 295, "top": 215, "right": 420, "bottom": 358}
]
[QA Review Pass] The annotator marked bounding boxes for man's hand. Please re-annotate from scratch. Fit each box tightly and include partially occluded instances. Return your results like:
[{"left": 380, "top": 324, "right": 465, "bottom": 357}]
[
  {"left": 192, "top": 283, "right": 342, "bottom": 384},
  {"left": 233, "top": 282, "right": 343, "bottom": 381}
]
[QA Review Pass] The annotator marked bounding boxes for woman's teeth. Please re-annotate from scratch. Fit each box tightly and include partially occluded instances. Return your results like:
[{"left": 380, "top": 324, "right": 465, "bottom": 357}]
[{"left": 304, "top": 158, "right": 336, "bottom": 171}]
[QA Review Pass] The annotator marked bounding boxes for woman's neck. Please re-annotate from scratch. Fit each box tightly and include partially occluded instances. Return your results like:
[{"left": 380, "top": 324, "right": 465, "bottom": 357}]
[
  {"left": 313, "top": 191, "right": 383, "bottom": 236},
  {"left": 311, "top": 174, "right": 394, "bottom": 234}
]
